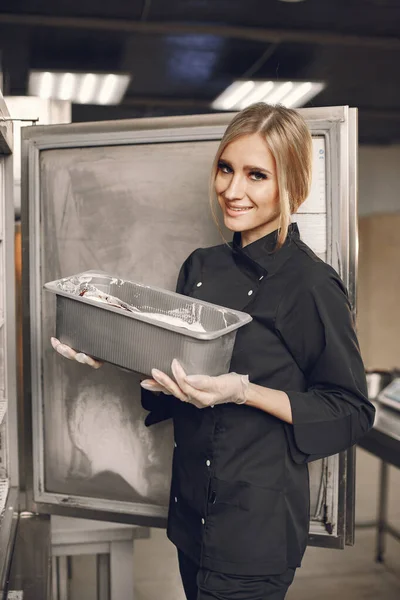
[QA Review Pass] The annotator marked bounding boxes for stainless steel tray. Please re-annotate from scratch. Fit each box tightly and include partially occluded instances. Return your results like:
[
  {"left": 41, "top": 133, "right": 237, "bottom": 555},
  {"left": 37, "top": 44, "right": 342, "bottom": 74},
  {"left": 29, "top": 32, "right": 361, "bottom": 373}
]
[{"left": 44, "top": 271, "right": 252, "bottom": 377}]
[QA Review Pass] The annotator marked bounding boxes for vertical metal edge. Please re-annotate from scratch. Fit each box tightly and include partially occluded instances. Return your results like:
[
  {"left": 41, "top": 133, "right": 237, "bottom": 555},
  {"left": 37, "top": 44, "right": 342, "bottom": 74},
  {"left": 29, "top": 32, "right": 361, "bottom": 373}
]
[
  {"left": 3, "top": 143, "right": 19, "bottom": 491},
  {"left": 345, "top": 107, "right": 359, "bottom": 546},
  {"left": 19, "top": 131, "right": 35, "bottom": 509},
  {"left": 304, "top": 109, "right": 353, "bottom": 548},
  {"left": 347, "top": 108, "right": 359, "bottom": 313},
  {"left": 29, "top": 140, "right": 46, "bottom": 510},
  {"left": 345, "top": 446, "right": 356, "bottom": 545},
  {"left": 0, "top": 487, "right": 19, "bottom": 596},
  {"left": 332, "top": 106, "right": 354, "bottom": 548},
  {"left": 306, "top": 123, "right": 342, "bottom": 543},
  {"left": 333, "top": 105, "right": 351, "bottom": 549}
]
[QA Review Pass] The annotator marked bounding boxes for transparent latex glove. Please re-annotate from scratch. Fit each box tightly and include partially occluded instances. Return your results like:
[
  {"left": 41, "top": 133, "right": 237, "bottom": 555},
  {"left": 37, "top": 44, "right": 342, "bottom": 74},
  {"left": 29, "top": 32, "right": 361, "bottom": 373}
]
[
  {"left": 50, "top": 337, "right": 103, "bottom": 369},
  {"left": 141, "top": 359, "right": 249, "bottom": 409}
]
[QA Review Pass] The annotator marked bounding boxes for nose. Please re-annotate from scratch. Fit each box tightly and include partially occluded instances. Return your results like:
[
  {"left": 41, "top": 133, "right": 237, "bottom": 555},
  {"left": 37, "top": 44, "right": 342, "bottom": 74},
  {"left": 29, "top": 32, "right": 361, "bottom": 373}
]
[{"left": 223, "top": 174, "right": 246, "bottom": 201}]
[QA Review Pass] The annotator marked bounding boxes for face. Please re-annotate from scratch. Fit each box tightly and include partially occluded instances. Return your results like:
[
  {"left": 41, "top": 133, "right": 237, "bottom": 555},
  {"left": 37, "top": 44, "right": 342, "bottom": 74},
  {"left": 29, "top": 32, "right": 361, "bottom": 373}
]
[{"left": 214, "top": 133, "right": 281, "bottom": 247}]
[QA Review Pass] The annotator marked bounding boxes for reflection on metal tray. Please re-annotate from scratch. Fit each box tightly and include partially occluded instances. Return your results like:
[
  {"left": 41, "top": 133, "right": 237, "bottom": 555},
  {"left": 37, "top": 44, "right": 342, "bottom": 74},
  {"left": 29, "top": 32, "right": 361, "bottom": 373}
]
[
  {"left": 373, "top": 403, "right": 400, "bottom": 442},
  {"left": 44, "top": 271, "right": 253, "bottom": 378},
  {"left": 378, "top": 378, "right": 400, "bottom": 412}
]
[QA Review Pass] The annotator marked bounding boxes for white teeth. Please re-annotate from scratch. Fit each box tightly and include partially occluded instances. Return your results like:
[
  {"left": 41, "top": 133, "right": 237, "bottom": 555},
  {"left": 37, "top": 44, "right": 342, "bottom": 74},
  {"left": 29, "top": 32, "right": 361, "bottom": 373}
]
[{"left": 229, "top": 207, "right": 252, "bottom": 212}]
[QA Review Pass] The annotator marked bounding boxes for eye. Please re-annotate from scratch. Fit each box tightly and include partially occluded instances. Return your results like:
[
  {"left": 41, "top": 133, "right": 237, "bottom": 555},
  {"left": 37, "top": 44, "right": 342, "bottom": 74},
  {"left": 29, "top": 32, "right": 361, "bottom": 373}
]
[
  {"left": 217, "top": 160, "right": 232, "bottom": 174},
  {"left": 249, "top": 171, "right": 267, "bottom": 181}
]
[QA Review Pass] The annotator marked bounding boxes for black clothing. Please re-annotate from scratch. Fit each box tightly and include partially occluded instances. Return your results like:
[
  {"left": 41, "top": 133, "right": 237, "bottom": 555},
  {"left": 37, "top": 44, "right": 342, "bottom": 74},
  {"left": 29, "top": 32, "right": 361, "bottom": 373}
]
[
  {"left": 178, "top": 550, "right": 296, "bottom": 600},
  {"left": 141, "top": 223, "right": 375, "bottom": 576}
]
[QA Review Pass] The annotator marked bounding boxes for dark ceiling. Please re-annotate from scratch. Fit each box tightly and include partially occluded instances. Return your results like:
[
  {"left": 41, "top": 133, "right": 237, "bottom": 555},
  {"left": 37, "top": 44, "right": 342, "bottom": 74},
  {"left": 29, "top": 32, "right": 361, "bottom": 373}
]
[{"left": 0, "top": 0, "right": 399, "bottom": 144}]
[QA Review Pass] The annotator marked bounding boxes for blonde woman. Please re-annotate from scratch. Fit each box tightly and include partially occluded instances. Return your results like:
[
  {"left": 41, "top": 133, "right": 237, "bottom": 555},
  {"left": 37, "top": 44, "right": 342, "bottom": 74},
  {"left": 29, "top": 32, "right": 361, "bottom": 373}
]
[{"left": 53, "top": 103, "right": 375, "bottom": 600}]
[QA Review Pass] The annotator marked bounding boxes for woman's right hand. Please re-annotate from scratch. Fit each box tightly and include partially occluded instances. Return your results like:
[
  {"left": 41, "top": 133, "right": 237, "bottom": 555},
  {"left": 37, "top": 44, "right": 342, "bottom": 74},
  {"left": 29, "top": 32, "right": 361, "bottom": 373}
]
[{"left": 50, "top": 337, "right": 103, "bottom": 369}]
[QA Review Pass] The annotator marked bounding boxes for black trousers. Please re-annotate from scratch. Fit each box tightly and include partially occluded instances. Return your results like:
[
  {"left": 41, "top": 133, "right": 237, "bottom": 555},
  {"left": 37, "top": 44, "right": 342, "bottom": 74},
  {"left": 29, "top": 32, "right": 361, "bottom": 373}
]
[{"left": 178, "top": 551, "right": 296, "bottom": 600}]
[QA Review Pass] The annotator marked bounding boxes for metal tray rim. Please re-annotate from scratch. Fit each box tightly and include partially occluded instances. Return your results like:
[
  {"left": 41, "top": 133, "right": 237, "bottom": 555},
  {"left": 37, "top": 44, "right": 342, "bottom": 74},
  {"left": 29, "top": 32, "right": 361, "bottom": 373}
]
[{"left": 43, "top": 272, "right": 253, "bottom": 341}]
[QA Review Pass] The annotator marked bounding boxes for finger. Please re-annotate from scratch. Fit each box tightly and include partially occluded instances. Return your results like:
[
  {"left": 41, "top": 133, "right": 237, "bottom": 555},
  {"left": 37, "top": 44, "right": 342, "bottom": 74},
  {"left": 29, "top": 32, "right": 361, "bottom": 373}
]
[
  {"left": 84, "top": 355, "right": 103, "bottom": 369},
  {"left": 75, "top": 353, "right": 103, "bottom": 369},
  {"left": 52, "top": 339, "right": 78, "bottom": 361},
  {"left": 50, "top": 337, "right": 60, "bottom": 350},
  {"left": 171, "top": 359, "right": 189, "bottom": 391},
  {"left": 184, "top": 374, "right": 213, "bottom": 391},
  {"left": 171, "top": 360, "right": 215, "bottom": 407},
  {"left": 140, "top": 379, "right": 172, "bottom": 395},
  {"left": 152, "top": 369, "right": 187, "bottom": 402}
]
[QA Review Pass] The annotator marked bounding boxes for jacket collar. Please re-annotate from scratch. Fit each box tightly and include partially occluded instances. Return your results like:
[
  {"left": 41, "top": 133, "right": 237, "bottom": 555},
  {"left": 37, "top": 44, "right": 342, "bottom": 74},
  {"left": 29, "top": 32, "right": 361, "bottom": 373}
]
[{"left": 231, "top": 222, "right": 300, "bottom": 279}]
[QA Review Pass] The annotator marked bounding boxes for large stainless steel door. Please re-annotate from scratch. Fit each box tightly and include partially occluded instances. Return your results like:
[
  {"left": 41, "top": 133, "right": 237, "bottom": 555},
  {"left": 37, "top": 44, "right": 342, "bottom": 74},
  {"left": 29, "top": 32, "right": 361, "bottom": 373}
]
[{"left": 21, "top": 107, "right": 358, "bottom": 548}]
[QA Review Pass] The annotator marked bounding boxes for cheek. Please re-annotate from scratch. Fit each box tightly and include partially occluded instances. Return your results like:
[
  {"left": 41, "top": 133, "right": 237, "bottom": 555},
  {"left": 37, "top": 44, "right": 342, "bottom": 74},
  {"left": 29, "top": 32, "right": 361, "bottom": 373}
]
[{"left": 214, "top": 174, "right": 224, "bottom": 196}]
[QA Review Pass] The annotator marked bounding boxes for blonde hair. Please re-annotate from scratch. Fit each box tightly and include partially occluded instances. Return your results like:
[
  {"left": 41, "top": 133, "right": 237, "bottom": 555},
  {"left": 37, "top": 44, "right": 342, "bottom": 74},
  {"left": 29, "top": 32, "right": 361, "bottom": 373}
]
[{"left": 209, "top": 102, "right": 313, "bottom": 249}]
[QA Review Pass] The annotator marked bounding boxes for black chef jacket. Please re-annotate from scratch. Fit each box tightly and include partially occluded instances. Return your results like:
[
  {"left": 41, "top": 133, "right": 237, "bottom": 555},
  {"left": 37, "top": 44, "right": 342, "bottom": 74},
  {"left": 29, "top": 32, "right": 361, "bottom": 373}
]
[{"left": 141, "top": 223, "right": 375, "bottom": 576}]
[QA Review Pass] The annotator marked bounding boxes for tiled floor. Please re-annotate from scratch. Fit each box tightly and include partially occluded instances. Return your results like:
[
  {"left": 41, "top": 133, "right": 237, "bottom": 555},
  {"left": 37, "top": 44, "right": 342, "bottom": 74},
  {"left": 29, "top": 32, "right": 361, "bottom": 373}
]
[
  {"left": 66, "top": 448, "right": 400, "bottom": 599},
  {"left": 131, "top": 527, "right": 400, "bottom": 600}
]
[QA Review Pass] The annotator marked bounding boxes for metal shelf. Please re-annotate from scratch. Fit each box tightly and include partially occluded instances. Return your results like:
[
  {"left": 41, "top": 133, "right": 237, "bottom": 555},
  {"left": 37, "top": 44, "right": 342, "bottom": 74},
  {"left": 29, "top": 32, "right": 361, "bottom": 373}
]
[
  {"left": 0, "top": 478, "right": 9, "bottom": 518},
  {"left": 0, "top": 401, "right": 6, "bottom": 427}
]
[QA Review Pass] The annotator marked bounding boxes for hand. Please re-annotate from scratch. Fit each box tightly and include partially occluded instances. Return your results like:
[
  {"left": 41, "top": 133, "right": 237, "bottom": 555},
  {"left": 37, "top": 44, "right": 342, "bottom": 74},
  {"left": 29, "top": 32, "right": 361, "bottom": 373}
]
[
  {"left": 141, "top": 359, "right": 249, "bottom": 409},
  {"left": 50, "top": 337, "right": 103, "bottom": 369}
]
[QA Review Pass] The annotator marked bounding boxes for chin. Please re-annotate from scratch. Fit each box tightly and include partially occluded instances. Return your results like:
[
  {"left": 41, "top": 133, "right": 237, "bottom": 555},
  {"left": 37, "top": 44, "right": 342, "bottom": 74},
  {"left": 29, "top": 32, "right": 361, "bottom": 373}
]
[
  {"left": 223, "top": 215, "right": 254, "bottom": 233},
  {"left": 223, "top": 220, "right": 244, "bottom": 233}
]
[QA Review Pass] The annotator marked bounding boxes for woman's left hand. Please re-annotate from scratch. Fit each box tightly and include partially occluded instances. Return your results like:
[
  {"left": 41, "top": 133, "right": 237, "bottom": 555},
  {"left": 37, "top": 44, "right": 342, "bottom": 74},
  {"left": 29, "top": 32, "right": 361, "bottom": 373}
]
[{"left": 141, "top": 359, "right": 249, "bottom": 409}]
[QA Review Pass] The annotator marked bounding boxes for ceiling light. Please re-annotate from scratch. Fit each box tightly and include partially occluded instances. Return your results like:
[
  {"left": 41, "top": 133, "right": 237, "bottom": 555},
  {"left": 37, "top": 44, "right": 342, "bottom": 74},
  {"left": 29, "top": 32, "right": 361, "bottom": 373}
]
[
  {"left": 212, "top": 80, "right": 325, "bottom": 111},
  {"left": 238, "top": 81, "right": 275, "bottom": 109},
  {"left": 38, "top": 72, "right": 54, "bottom": 99},
  {"left": 265, "top": 81, "right": 294, "bottom": 105},
  {"left": 58, "top": 73, "right": 76, "bottom": 101},
  {"left": 28, "top": 71, "right": 131, "bottom": 105},
  {"left": 78, "top": 73, "right": 97, "bottom": 104},
  {"left": 213, "top": 81, "right": 256, "bottom": 111}
]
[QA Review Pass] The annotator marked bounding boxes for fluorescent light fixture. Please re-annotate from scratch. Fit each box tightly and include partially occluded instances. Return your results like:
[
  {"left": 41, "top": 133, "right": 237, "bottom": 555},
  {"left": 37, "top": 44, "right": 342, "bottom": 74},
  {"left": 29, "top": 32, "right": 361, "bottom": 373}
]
[
  {"left": 237, "top": 81, "right": 275, "bottom": 109},
  {"left": 212, "top": 80, "right": 325, "bottom": 111},
  {"left": 58, "top": 72, "right": 75, "bottom": 101},
  {"left": 265, "top": 81, "right": 294, "bottom": 105},
  {"left": 28, "top": 71, "right": 131, "bottom": 105},
  {"left": 214, "top": 81, "right": 256, "bottom": 111},
  {"left": 38, "top": 71, "right": 53, "bottom": 99}
]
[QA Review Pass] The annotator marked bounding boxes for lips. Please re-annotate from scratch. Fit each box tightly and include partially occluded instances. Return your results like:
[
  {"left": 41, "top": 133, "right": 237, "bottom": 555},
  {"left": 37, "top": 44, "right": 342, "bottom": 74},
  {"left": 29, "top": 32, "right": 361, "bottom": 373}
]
[{"left": 225, "top": 204, "right": 254, "bottom": 217}]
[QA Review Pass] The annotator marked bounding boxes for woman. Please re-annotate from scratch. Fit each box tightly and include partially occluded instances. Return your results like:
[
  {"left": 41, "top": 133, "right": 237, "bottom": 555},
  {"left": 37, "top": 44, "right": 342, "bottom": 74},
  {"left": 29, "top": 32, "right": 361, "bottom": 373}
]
[{"left": 52, "top": 103, "right": 375, "bottom": 600}]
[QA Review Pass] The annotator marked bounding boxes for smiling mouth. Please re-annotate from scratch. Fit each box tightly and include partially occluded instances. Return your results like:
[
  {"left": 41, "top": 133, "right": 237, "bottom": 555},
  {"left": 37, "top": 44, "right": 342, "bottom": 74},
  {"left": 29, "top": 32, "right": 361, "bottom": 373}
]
[{"left": 226, "top": 205, "right": 253, "bottom": 212}]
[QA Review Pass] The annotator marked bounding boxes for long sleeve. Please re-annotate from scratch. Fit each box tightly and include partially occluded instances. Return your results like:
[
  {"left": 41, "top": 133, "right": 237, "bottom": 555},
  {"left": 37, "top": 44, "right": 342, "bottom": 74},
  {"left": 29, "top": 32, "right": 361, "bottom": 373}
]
[
  {"left": 276, "top": 266, "right": 375, "bottom": 463},
  {"left": 140, "top": 249, "right": 199, "bottom": 426}
]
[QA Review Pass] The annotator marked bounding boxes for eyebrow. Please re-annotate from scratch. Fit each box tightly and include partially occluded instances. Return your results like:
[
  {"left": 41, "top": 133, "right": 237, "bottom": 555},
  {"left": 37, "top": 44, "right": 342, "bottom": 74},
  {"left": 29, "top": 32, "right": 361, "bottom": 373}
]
[{"left": 218, "top": 158, "right": 274, "bottom": 176}]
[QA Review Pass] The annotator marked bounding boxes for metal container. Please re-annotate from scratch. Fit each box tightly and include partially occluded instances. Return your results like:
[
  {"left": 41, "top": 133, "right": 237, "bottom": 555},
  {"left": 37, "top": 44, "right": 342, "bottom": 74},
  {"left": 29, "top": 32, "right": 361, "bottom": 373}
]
[
  {"left": 44, "top": 271, "right": 253, "bottom": 378},
  {"left": 366, "top": 370, "right": 394, "bottom": 400}
]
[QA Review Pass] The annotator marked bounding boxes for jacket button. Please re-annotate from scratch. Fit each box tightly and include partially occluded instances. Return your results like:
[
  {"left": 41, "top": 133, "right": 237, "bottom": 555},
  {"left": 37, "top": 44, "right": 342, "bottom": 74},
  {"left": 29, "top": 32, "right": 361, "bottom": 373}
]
[
  {"left": 248, "top": 290, "right": 253, "bottom": 296},
  {"left": 209, "top": 491, "right": 217, "bottom": 504},
  {"left": 174, "top": 496, "right": 178, "bottom": 503},
  {"left": 201, "top": 518, "right": 205, "bottom": 525},
  {"left": 206, "top": 459, "right": 211, "bottom": 467},
  {"left": 196, "top": 282, "right": 202, "bottom": 287},
  {"left": 259, "top": 275, "right": 264, "bottom": 281},
  {"left": 174, "top": 442, "right": 177, "bottom": 448}
]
